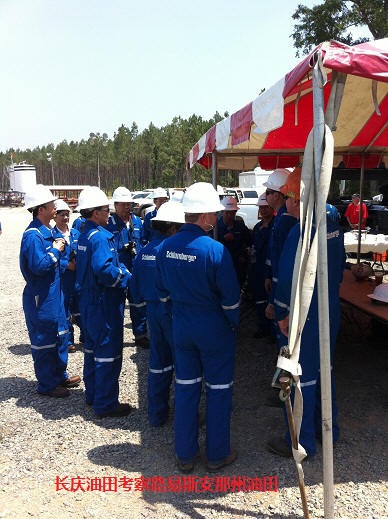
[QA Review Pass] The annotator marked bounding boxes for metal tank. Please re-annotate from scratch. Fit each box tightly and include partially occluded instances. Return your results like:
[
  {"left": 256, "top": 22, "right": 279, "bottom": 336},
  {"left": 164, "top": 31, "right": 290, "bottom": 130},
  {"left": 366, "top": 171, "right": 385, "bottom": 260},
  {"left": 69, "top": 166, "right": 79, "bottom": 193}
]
[{"left": 8, "top": 163, "right": 37, "bottom": 193}]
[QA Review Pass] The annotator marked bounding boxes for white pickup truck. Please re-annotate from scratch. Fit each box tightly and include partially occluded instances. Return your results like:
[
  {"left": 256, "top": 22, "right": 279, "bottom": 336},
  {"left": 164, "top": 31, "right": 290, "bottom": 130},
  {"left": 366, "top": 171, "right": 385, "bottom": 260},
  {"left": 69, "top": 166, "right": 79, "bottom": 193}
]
[
  {"left": 225, "top": 167, "right": 272, "bottom": 229},
  {"left": 223, "top": 188, "right": 260, "bottom": 229}
]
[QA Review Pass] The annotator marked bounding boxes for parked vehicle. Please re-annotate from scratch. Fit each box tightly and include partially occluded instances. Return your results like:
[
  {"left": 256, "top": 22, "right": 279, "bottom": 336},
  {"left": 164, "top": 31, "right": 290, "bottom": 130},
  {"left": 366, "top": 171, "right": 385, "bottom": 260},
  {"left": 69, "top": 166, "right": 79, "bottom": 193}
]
[
  {"left": 236, "top": 204, "right": 259, "bottom": 230},
  {"left": 239, "top": 166, "right": 271, "bottom": 193},
  {"left": 132, "top": 192, "right": 155, "bottom": 218},
  {"left": 222, "top": 188, "right": 258, "bottom": 229}
]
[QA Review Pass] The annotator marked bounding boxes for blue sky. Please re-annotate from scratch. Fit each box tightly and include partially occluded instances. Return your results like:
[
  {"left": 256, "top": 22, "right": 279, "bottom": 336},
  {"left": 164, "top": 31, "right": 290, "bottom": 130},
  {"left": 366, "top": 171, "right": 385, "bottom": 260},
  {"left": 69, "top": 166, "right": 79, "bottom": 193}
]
[{"left": 1, "top": 0, "right": 323, "bottom": 151}]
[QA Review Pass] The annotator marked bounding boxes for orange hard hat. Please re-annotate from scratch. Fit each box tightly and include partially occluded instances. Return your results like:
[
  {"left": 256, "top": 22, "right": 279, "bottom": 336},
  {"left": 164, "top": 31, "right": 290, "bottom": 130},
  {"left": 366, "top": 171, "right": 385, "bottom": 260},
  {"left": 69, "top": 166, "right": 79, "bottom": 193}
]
[{"left": 279, "top": 167, "right": 302, "bottom": 200}]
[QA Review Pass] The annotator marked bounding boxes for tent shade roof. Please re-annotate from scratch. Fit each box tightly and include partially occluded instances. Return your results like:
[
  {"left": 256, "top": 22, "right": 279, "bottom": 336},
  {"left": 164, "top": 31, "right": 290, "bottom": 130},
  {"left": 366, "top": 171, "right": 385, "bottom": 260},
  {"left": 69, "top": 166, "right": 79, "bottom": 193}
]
[{"left": 187, "top": 39, "right": 388, "bottom": 171}]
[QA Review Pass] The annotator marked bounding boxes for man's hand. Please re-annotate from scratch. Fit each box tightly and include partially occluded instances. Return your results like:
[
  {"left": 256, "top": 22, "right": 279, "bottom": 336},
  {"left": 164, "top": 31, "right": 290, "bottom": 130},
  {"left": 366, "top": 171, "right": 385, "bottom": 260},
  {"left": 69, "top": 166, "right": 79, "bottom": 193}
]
[
  {"left": 278, "top": 315, "right": 289, "bottom": 337},
  {"left": 53, "top": 238, "right": 65, "bottom": 252},
  {"left": 265, "top": 303, "right": 275, "bottom": 320},
  {"left": 67, "top": 258, "right": 76, "bottom": 271}
]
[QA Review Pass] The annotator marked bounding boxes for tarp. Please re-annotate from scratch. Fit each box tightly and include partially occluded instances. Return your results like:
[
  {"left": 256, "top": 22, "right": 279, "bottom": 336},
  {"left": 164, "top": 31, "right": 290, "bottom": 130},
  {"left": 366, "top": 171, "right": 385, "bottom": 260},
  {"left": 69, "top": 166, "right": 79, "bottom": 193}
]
[{"left": 187, "top": 39, "right": 388, "bottom": 172}]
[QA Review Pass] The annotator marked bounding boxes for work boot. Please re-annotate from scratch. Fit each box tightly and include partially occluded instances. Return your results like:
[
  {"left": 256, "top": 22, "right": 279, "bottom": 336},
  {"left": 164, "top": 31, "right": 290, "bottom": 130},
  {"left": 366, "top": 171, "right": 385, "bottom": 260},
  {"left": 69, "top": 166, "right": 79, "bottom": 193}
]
[
  {"left": 96, "top": 403, "right": 135, "bottom": 419},
  {"left": 176, "top": 452, "right": 201, "bottom": 474},
  {"left": 267, "top": 437, "right": 292, "bottom": 458},
  {"left": 39, "top": 386, "right": 70, "bottom": 398},
  {"left": 61, "top": 375, "right": 81, "bottom": 388},
  {"left": 207, "top": 450, "right": 237, "bottom": 472}
]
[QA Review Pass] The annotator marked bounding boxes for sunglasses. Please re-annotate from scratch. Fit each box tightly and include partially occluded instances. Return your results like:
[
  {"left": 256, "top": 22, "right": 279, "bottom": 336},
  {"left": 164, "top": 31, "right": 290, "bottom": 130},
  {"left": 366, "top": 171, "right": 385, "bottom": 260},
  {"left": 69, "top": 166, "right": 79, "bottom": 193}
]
[
  {"left": 265, "top": 189, "right": 276, "bottom": 196},
  {"left": 98, "top": 207, "right": 110, "bottom": 213}
]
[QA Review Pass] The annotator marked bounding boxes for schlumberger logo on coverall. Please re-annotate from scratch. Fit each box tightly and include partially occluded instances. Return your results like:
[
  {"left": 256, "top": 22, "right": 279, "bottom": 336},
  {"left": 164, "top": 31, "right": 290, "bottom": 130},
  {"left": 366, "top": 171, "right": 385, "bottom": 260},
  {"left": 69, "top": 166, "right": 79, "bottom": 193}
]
[{"left": 166, "top": 250, "right": 197, "bottom": 262}]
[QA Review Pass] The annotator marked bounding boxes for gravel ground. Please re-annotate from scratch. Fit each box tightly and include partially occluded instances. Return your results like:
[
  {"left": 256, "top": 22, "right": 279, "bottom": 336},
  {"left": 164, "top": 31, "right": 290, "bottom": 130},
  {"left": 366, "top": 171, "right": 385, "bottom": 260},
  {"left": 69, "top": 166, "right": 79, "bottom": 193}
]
[{"left": 0, "top": 206, "right": 387, "bottom": 519}]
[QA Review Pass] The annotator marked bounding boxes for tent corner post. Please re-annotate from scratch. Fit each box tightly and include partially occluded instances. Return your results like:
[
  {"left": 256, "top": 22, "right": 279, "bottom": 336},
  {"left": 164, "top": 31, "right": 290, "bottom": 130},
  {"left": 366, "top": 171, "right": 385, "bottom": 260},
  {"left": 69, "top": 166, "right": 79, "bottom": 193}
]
[
  {"left": 313, "top": 51, "right": 335, "bottom": 519},
  {"left": 356, "top": 155, "right": 366, "bottom": 262}
]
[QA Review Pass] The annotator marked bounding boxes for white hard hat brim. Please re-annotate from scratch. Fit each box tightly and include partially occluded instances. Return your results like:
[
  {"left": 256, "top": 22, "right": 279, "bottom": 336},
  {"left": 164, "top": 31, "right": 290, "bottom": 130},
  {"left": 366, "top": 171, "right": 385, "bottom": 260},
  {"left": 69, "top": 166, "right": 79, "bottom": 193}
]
[
  {"left": 25, "top": 195, "right": 57, "bottom": 210},
  {"left": 367, "top": 294, "right": 388, "bottom": 303}
]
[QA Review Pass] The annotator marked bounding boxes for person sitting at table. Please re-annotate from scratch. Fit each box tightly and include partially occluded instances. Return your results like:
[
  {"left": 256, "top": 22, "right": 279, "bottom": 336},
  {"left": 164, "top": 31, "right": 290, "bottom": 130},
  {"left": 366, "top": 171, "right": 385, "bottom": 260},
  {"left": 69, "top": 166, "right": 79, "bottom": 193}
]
[{"left": 344, "top": 194, "right": 368, "bottom": 230}]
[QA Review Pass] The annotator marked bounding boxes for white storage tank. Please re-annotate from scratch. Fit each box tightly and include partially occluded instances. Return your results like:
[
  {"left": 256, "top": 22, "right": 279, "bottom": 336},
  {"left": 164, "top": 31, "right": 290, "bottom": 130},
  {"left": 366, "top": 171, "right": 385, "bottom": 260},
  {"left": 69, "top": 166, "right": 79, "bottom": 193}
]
[{"left": 8, "top": 163, "right": 37, "bottom": 193}]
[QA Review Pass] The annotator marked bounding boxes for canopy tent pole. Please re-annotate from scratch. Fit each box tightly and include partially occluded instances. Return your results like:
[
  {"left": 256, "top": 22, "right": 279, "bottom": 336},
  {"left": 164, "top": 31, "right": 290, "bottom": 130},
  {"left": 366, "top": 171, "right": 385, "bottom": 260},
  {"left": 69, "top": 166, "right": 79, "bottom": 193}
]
[
  {"left": 212, "top": 152, "right": 219, "bottom": 240},
  {"left": 313, "top": 53, "right": 334, "bottom": 519},
  {"left": 356, "top": 155, "right": 366, "bottom": 262},
  {"left": 212, "top": 151, "right": 217, "bottom": 188}
]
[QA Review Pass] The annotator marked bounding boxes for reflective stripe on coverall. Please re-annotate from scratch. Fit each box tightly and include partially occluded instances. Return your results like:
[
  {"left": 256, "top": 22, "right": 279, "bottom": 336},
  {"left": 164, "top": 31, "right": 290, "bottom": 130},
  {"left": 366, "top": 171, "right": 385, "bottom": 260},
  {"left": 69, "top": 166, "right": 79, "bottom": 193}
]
[
  {"left": 76, "top": 221, "right": 130, "bottom": 414},
  {"left": 53, "top": 226, "right": 80, "bottom": 347},
  {"left": 274, "top": 211, "right": 345, "bottom": 456},
  {"left": 156, "top": 223, "right": 240, "bottom": 463},
  {"left": 19, "top": 220, "right": 69, "bottom": 393},
  {"left": 107, "top": 213, "right": 147, "bottom": 339},
  {"left": 265, "top": 205, "right": 297, "bottom": 347},
  {"left": 130, "top": 233, "right": 174, "bottom": 426}
]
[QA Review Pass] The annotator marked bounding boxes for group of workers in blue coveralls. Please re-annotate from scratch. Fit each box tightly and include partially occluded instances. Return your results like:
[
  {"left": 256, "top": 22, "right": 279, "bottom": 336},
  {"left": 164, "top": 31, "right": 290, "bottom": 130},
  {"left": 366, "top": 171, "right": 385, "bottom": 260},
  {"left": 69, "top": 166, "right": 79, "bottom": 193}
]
[{"left": 20, "top": 169, "right": 344, "bottom": 468}]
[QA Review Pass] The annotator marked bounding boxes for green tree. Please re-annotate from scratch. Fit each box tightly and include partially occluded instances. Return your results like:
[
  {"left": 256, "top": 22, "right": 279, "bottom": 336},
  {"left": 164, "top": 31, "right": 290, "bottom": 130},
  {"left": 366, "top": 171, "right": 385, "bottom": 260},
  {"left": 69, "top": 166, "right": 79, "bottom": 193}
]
[{"left": 291, "top": 0, "right": 388, "bottom": 56}]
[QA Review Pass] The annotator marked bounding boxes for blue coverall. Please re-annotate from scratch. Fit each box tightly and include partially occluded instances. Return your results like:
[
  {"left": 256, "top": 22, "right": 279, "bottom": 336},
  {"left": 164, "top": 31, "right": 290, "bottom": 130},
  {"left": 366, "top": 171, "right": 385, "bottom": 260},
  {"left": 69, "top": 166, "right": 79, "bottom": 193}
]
[
  {"left": 156, "top": 223, "right": 240, "bottom": 464},
  {"left": 20, "top": 219, "right": 69, "bottom": 393},
  {"left": 217, "top": 216, "right": 251, "bottom": 287},
  {"left": 72, "top": 216, "right": 86, "bottom": 233},
  {"left": 107, "top": 213, "right": 147, "bottom": 339},
  {"left": 53, "top": 226, "right": 80, "bottom": 348},
  {"left": 265, "top": 204, "right": 297, "bottom": 347},
  {"left": 142, "top": 208, "right": 157, "bottom": 243},
  {"left": 274, "top": 206, "right": 345, "bottom": 456},
  {"left": 130, "top": 231, "right": 174, "bottom": 426},
  {"left": 76, "top": 221, "right": 130, "bottom": 414},
  {"left": 251, "top": 218, "right": 274, "bottom": 335}
]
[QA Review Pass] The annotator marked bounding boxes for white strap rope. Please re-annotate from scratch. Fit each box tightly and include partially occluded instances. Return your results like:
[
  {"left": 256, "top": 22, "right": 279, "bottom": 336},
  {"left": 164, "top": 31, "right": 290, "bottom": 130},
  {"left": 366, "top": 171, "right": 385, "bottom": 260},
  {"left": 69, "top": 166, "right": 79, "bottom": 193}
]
[{"left": 276, "top": 122, "right": 334, "bottom": 467}]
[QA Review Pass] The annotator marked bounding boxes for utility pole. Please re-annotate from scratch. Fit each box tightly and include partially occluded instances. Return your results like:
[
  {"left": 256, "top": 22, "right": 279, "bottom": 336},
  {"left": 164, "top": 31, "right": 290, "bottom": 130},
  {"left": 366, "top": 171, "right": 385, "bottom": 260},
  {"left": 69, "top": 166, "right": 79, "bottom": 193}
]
[
  {"left": 89, "top": 132, "right": 109, "bottom": 189},
  {"left": 46, "top": 153, "right": 55, "bottom": 186}
]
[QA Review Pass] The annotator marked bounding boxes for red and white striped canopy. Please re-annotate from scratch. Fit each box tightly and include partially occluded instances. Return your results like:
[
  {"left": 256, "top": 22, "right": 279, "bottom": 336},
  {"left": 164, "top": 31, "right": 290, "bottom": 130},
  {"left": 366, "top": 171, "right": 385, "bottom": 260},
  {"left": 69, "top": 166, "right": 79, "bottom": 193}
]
[{"left": 187, "top": 39, "right": 388, "bottom": 171}]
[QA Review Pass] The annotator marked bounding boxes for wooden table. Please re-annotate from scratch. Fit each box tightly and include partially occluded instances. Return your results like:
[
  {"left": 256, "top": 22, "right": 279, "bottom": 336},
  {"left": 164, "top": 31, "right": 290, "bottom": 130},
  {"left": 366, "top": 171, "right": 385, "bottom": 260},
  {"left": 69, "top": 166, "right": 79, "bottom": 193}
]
[{"left": 339, "top": 269, "right": 388, "bottom": 324}]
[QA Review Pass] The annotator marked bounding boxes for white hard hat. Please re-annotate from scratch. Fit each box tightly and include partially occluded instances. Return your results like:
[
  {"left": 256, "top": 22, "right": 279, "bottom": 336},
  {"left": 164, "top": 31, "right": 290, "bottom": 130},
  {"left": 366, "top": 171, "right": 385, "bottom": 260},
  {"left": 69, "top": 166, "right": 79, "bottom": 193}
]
[
  {"left": 171, "top": 190, "right": 184, "bottom": 203},
  {"left": 112, "top": 186, "right": 133, "bottom": 202},
  {"left": 152, "top": 201, "right": 185, "bottom": 223},
  {"left": 263, "top": 168, "right": 291, "bottom": 191},
  {"left": 24, "top": 184, "right": 57, "bottom": 210},
  {"left": 182, "top": 182, "right": 225, "bottom": 213},
  {"left": 152, "top": 187, "right": 168, "bottom": 199},
  {"left": 368, "top": 283, "right": 388, "bottom": 303},
  {"left": 77, "top": 187, "right": 110, "bottom": 211},
  {"left": 55, "top": 199, "right": 71, "bottom": 212},
  {"left": 257, "top": 192, "right": 269, "bottom": 206},
  {"left": 221, "top": 196, "right": 239, "bottom": 211}
]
